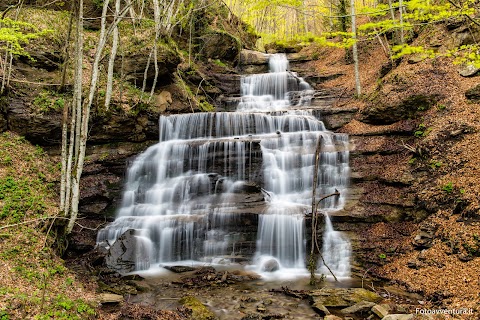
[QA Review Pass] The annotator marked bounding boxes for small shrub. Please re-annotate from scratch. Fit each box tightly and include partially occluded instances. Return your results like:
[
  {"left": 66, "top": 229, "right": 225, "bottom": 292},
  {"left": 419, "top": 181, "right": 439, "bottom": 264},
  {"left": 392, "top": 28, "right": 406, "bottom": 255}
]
[
  {"left": 33, "top": 90, "right": 65, "bottom": 113},
  {"left": 414, "top": 123, "right": 431, "bottom": 138},
  {"left": 429, "top": 160, "right": 442, "bottom": 169},
  {"left": 441, "top": 182, "right": 454, "bottom": 193}
]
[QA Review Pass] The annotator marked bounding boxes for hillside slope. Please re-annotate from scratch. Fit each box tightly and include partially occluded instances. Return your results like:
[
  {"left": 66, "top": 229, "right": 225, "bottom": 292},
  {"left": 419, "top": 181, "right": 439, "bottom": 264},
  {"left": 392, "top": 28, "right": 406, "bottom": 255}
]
[{"left": 305, "top": 22, "right": 480, "bottom": 311}]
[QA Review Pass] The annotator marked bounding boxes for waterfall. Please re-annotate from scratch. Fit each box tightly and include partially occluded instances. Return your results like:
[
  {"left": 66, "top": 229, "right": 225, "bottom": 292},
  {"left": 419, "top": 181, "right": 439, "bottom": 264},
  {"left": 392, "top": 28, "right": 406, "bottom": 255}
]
[
  {"left": 97, "top": 53, "right": 351, "bottom": 278},
  {"left": 319, "top": 214, "right": 352, "bottom": 278}
]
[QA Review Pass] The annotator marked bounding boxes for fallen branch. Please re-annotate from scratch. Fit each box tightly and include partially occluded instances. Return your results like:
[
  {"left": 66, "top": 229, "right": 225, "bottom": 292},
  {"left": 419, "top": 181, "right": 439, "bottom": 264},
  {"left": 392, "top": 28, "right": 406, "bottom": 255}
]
[
  {"left": 309, "top": 136, "right": 341, "bottom": 283},
  {"left": 270, "top": 286, "right": 310, "bottom": 299}
]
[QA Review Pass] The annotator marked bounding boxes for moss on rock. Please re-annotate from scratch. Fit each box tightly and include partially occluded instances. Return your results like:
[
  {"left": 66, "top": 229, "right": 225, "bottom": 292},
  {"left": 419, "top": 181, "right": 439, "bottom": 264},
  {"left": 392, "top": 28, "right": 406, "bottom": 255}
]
[{"left": 178, "top": 296, "right": 216, "bottom": 320}]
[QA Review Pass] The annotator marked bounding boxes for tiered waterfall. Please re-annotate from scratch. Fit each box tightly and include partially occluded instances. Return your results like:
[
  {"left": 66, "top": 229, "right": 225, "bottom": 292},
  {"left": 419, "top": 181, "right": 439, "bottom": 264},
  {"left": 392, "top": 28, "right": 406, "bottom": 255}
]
[{"left": 97, "top": 54, "right": 352, "bottom": 278}]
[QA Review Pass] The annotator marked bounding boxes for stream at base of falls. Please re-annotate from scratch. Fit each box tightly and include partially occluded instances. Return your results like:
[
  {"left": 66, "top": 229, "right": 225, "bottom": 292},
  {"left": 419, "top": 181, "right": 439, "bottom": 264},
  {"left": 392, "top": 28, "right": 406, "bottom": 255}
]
[{"left": 97, "top": 53, "right": 352, "bottom": 280}]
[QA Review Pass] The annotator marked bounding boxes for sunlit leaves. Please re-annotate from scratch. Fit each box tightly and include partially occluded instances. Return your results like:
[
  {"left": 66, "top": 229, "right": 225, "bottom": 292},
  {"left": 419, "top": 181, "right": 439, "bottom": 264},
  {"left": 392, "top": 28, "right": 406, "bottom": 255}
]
[{"left": 0, "top": 18, "right": 51, "bottom": 57}]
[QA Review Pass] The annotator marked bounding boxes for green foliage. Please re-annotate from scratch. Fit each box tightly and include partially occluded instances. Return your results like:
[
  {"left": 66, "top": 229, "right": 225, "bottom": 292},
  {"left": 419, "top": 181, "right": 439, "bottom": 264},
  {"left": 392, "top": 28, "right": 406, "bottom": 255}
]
[
  {"left": 378, "top": 253, "right": 387, "bottom": 259},
  {"left": 436, "top": 104, "right": 447, "bottom": 111},
  {"left": 0, "top": 176, "right": 46, "bottom": 222},
  {"left": 429, "top": 160, "right": 442, "bottom": 169},
  {"left": 414, "top": 123, "right": 431, "bottom": 138},
  {"left": 33, "top": 90, "right": 65, "bottom": 113},
  {"left": 0, "top": 18, "right": 52, "bottom": 57},
  {"left": 212, "top": 59, "right": 227, "bottom": 68},
  {"left": 441, "top": 182, "right": 454, "bottom": 193},
  {"left": 0, "top": 310, "right": 9, "bottom": 320}
]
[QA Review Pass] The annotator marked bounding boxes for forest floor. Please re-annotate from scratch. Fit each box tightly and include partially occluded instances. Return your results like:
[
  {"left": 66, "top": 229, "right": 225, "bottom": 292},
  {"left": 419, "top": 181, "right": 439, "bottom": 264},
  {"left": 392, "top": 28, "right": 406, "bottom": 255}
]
[{"left": 307, "top": 33, "right": 480, "bottom": 315}]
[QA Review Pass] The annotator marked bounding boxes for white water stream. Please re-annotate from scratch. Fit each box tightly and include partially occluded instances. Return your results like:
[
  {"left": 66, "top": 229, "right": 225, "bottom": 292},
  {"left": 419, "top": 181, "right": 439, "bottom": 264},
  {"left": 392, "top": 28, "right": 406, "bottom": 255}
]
[{"left": 97, "top": 53, "right": 352, "bottom": 279}]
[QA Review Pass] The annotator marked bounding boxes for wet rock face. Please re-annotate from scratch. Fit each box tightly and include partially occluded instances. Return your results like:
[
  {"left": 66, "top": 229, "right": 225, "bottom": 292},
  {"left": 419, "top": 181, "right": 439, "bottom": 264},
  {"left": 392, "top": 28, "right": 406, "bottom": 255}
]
[{"left": 106, "top": 229, "right": 150, "bottom": 274}]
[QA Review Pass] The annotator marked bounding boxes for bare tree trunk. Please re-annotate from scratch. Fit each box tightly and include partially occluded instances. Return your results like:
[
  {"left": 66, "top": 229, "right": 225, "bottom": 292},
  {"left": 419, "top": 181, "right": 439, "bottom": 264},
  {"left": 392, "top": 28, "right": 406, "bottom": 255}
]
[
  {"left": 149, "top": 0, "right": 161, "bottom": 101},
  {"left": 64, "top": 99, "right": 76, "bottom": 215},
  {"left": 66, "top": 0, "right": 86, "bottom": 232},
  {"left": 60, "top": 1, "right": 75, "bottom": 92},
  {"left": 399, "top": 0, "right": 404, "bottom": 44},
  {"left": 387, "top": 0, "right": 398, "bottom": 43},
  {"left": 68, "top": 0, "right": 111, "bottom": 233},
  {"left": 309, "top": 136, "right": 322, "bottom": 285},
  {"left": 351, "top": 0, "right": 361, "bottom": 96},
  {"left": 105, "top": 0, "right": 121, "bottom": 110},
  {"left": 60, "top": 100, "right": 69, "bottom": 211},
  {"left": 1, "top": 50, "right": 9, "bottom": 93}
]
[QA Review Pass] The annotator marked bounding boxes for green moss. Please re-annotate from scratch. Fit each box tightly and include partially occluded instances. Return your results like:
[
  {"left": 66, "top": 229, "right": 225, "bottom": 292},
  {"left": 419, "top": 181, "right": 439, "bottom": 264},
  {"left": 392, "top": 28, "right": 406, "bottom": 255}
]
[
  {"left": 32, "top": 90, "right": 65, "bottom": 114},
  {"left": 178, "top": 296, "right": 216, "bottom": 320}
]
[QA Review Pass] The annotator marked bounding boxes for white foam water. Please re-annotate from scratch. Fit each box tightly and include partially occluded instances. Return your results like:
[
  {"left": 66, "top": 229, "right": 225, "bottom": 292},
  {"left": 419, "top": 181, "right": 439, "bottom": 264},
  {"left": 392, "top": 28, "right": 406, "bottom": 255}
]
[{"left": 97, "top": 53, "right": 352, "bottom": 279}]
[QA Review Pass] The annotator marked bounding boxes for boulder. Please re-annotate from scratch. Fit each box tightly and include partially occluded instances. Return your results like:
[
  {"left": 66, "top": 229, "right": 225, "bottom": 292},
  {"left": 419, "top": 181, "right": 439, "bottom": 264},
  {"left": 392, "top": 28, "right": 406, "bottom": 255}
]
[
  {"left": 407, "top": 55, "right": 425, "bottom": 64},
  {"left": 465, "top": 84, "right": 480, "bottom": 101},
  {"left": 309, "top": 288, "right": 382, "bottom": 308},
  {"left": 261, "top": 259, "right": 280, "bottom": 272},
  {"left": 340, "top": 300, "right": 376, "bottom": 314},
  {"left": 106, "top": 229, "right": 151, "bottom": 274},
  {"left": 155, "top": 90, "right": 172, "bottom": 112},
  {"left": 459, "top": 64, "right": 480, "bottom": 77},
  {"left": 178, "top": 296, "right": 216, "bottom": 320},
  {"left": 372, "top": 304, "right": 392, "bottom": 318},
  {"left": 239, "top": 50, "right": 268, "bottom": 65},
  {"left": 164, "top": 266, "right": 196, "bottom": 273}
]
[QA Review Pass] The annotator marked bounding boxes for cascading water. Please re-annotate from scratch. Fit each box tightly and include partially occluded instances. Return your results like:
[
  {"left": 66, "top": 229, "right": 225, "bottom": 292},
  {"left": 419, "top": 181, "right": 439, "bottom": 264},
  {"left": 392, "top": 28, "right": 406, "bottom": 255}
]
[{"left": 97, "top": 53, "right": 351, "bottom": 278}]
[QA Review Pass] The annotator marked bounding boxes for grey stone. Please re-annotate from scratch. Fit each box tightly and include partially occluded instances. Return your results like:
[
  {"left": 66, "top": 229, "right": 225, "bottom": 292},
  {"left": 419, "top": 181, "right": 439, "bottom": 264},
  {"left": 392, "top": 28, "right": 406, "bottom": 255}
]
[
  {"left": 164, "top": 266, "right": 196, "bottom": 273},
  {"left": 106, "top": 229, "right": 151, "bottom": 273},
  {"left": 98, "top": 293, "right": 123, "bottom": 304},
  {"left": 340, "top": 300, "right": 376, "bottom": 314},
  {"left": 311, "top": 303, "right": 330, "bottom": 316},
  {"left": 261, "top": 259, "right": 280, "bottom": 272},
  {"left": 372, "top": 304, "right": 391, "bottom": 318},
  {"left": 239, "top": 50, "right": 268, "bottom": 65},
  {"left": 407, "top": 55, "right": 425, "bottom": 64},
  {"left": 465, "top": 84, "right": 480, "bottom": 101},
  {"left": 309, "top": 288, "right": 382, "bottom": 308},
  {"left": 459, "top": 64, "right": 480, "bottom": 77}
]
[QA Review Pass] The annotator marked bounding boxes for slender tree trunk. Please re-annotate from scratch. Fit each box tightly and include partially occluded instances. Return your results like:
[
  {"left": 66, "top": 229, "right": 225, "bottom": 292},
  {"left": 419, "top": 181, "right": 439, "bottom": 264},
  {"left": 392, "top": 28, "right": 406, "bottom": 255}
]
[
  {"left": 66, "top": 0, "right": 86, "bottom": 232},
  {"left": 399, "top": 0, "right": 404, "bottom": 44},
  {"left": 149, "top": 0, "right": 161, "bottom": 101},
  {"left": 60, "top": 1, "right": 75, "bottom": 92},
  {"left": 351, "top": 0, "right": 361, "bottom": 96},
  {"left": 309, "top": 136, "right": 322, "bottom": 285},
  {"left": 60, "top": 100, "right": 69, "bottom": 211},
  {"left": 105, "top": 0, "right": 121, "bottom": 110},
  {"left": 387, "top": 0, "right": 398, "bottom": 44}
]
